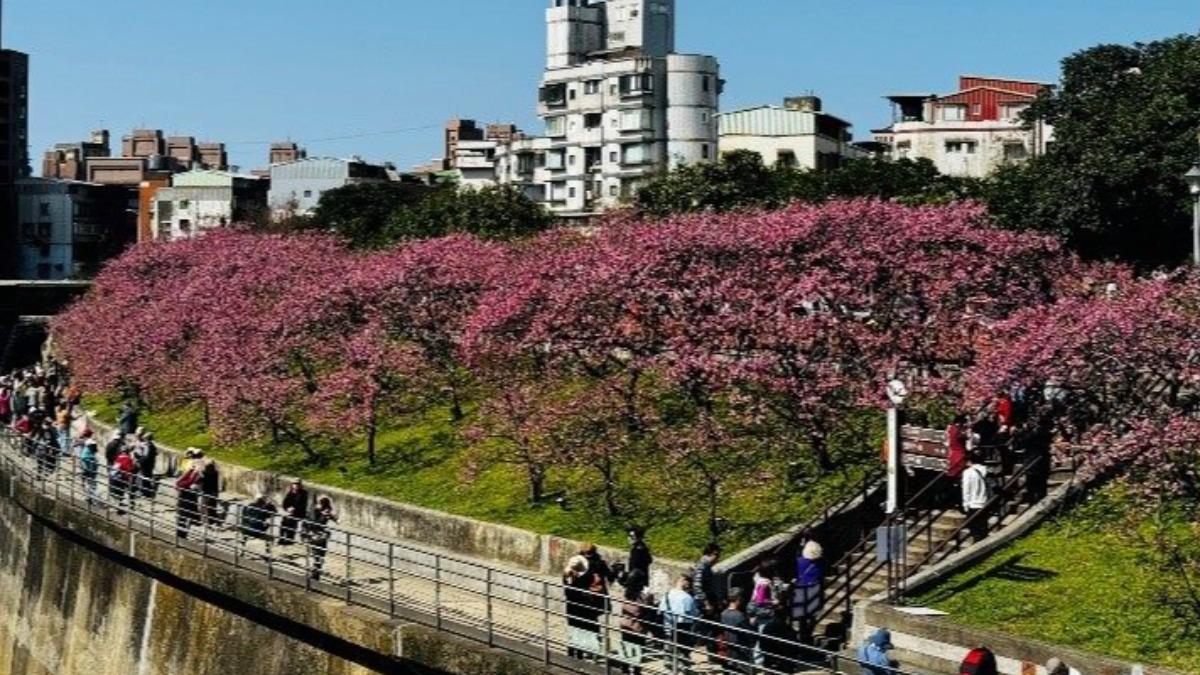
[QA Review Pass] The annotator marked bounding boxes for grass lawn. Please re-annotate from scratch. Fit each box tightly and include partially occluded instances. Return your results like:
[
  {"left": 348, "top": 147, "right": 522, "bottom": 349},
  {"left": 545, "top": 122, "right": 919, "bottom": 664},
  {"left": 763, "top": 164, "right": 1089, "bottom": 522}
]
[
  {"left": 85, "top": 395, "right": 877, "bottom": 561},
  {"left": 913, "top": 492, "right": 1200, "bottom": 672}
]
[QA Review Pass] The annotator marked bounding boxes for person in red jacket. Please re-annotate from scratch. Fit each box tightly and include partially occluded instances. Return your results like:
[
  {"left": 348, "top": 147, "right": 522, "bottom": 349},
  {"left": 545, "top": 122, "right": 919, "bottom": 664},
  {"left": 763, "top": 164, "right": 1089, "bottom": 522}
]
[
  {"left": 109, "top": 447, "right": 136, "bottom": 513},
  {"left": 944, "top": 414, "right": 968, "bottom": 507}
]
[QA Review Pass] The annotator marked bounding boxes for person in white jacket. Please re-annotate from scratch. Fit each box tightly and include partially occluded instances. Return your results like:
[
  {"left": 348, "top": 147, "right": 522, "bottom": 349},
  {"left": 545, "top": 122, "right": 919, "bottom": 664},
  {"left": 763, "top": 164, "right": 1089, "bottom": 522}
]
[{"left": 961, "top": 453, "right": 991, "bottom": 543}]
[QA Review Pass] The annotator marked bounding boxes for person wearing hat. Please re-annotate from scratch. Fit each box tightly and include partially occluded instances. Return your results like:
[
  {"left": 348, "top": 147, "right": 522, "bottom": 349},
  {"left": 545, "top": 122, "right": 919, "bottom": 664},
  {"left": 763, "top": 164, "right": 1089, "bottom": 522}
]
[
  {"left": 563, "top": 553, "right": 607, "bottom": 661},
  {"left": 279, "top": 478, "right": 309, "bottom": 546},
  {"left": 1045, "top": 658, "right": 1069, "bottom": 675},
  {"left": 626, "top": 526, "right": 653, "bottom": 582},
  {"left": 858, "top": 628, "right": 896, "bottom": 675},
  {"left": 134, "top": 431, "right": 158, "bottom": 499}
]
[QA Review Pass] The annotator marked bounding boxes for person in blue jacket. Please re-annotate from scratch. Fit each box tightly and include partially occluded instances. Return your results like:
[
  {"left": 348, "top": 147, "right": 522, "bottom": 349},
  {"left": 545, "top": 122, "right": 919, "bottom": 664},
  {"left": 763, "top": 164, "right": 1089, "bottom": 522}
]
[{"left": 858, "top": 628, "right": 896, "bottom": 675}]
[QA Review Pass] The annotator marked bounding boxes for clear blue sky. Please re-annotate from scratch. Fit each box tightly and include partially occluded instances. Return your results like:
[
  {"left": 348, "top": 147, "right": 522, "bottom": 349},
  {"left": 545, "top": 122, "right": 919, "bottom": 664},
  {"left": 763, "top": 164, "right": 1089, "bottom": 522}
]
[{"left": 6, "top": 0, "right": 1198, "bottom": 173}]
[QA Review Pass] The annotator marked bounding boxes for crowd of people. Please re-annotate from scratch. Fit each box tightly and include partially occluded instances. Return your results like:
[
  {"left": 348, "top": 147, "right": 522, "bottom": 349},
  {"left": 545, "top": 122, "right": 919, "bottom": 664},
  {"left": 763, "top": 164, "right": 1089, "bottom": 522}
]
[
  {"left": 1, "top": 361, "right": 342, "bottom": 583},
  {"left": 561, "top": 533, "right": 832, "bottom": 674}
]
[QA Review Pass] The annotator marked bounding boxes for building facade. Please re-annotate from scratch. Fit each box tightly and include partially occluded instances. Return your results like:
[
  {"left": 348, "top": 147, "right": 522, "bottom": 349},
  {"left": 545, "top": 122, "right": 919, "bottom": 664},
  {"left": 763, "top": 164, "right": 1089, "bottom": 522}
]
[
  {"left": 0, "top": 44, "right": 30, "bottom": 276},
  {"left": 267, "top": 157, "right": 390, "bottom": 216},
  {"left": 14, "top": 178, "right": 134, "bottom": 280},
  {"left": 42, "top": 130, "right": 110, "bottom": 181},
  {"left": 872, "top": 75, "right": 1054, "bottom": 178},
  {"left": 533, "top": 0, "right": 719, "bottom": 215},
  {"left": 152, "top": 170, "right": 268, "bottom": 241},
  {"left": 718, "top": 96, "right": 860, "bottom": 170}
]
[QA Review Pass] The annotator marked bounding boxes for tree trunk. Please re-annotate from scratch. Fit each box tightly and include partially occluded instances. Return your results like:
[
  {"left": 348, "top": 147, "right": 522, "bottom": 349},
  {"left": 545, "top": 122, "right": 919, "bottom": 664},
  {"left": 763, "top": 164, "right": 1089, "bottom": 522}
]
[
  {"left": 811, "top": 431, "right": 833, "bottom": 472},
  {"left": 528, "top": 464, "right": 546, "bottom": 504},
  {"left": 366, "top": 407, "right": 378, "bottom": 466},
  {"left": 706, "top": 476, "right": 721, "bottom": 542},
  {"left": 599, "top": 455, "right": 621, "bottom": 517}
]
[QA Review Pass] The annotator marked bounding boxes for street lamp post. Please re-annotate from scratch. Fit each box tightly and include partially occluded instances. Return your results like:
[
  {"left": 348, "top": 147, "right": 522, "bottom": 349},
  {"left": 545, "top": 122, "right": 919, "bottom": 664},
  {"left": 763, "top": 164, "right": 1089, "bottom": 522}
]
[
  {"left": 1185, "top": 166, "right": 1200, "bottom": 266},
  {"left": 885, "top": 379, "right": 908, "bottom": 515}
]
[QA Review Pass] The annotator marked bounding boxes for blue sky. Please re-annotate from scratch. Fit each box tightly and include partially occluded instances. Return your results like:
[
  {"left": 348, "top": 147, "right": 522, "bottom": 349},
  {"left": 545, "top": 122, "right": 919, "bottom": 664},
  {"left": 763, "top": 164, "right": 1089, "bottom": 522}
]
[{"left": 7, "top": 0, "right": 1198, "bottom": 173}]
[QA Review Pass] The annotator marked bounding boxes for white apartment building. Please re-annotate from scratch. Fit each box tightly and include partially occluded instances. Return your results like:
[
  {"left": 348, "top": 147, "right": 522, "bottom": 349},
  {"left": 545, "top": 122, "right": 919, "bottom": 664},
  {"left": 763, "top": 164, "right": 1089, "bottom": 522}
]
[
  {"left": 152, "top": 170, "right": 268, "bottom": 241},
  {"left": 872, "top": 75, "right": 1054, "bottom": 178},
  {"left": 719, "top": 96, "right": 861, "bottom": 170},
  {"left": 530, "top": 0, "right": 720, "bottom": 215}
]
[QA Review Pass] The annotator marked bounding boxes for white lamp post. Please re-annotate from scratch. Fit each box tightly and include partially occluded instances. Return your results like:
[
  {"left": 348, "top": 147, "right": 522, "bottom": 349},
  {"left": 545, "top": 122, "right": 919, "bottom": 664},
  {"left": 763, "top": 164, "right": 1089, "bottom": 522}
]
[
  {"left": 885, "top": 379, "right": 908, "bottom": 515},
  {"left": 1185, "top": 166, "right": 1200, "bottom": 266}
]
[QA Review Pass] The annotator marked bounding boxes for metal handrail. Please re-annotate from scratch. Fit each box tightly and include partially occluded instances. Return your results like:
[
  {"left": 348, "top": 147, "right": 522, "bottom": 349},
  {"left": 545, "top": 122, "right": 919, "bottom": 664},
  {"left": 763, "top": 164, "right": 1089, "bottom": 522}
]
[{"left": 0, "top": 426, "right": 921, "bottom": 675}]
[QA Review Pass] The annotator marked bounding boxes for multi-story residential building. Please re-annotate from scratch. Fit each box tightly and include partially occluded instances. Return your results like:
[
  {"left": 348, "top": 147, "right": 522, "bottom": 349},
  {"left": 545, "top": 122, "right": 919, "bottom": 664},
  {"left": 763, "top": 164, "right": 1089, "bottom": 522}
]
[
  {"left": 718, "top": 96, "right": 861, "bottom": 170},
  {"left": 0, "top": 23, "right": 30, "bottom": 276},
  {"left": 445, "top": 119, "right": 485, "bottom": 170},
  {"left": 533, "top": 0, "right": 720, "bottom": 215},
  {"left": 121, "top": 129, "right": 165, "bottom": 159},
  {"left": 267, "top": 157, "right": 390, "bottom": 216},
  {"left": 14, "top": 178, "right": 134, "bottom": 280},
  {"left": 42, "top": 130, "right": 110, "bottom": 181},
  {"left": 152, "top": 170, "right": 268, "bottom": 241},
  {"left": 872, "top": 75, "right": 1054, "bottom": 178}
]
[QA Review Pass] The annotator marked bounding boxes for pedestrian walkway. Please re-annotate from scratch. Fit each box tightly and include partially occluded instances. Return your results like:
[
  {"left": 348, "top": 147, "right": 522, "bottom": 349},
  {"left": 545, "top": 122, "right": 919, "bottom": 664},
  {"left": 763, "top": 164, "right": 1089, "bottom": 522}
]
[{"left": 0, "top": 426, "right": 908, "bottom": 675}]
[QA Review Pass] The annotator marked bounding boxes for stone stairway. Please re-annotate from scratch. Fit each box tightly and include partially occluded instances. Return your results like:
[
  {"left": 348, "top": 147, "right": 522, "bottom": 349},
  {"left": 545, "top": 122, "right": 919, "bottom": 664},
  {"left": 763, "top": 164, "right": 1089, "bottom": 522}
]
[{"left": 813, "top": 462, "right": 1074, "bottom": 653}]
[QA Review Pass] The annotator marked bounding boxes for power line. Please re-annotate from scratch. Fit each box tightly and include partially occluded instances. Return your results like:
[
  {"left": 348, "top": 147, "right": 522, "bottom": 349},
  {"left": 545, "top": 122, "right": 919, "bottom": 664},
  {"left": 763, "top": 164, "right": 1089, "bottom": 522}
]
[{"left": 224, "top": 123, "right": 443, "bottom": 147}]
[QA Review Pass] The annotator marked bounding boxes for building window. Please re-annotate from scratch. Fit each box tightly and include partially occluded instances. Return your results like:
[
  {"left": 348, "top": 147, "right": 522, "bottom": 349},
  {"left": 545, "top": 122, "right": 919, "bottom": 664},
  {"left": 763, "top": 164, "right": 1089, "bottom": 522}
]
[
  {"left": 179, "top": 199, "right": 190, "bottom": 209},
  {"left": 1001, "top": 103, "right": 1029, "bottom": 120},
  {"left": 569, "top": 88, "right": 577, "bottom": 100},
  {"left": 584, "top": 113, "right": 603, "bottom": 129},
  {"left": 1003, "top": 142, "right": 1028, "bottom": 161},
  {"left": 945, "top": 140, "right": 977, "bottom": 154},
  {"left": 702, "top": 76, "right": 710, "bottom": 92},
  {"left": 179, "top": 219, "right": 192, "bottom": 232},
  {"left": 701, "top": 144, "right": 709, "bottom": 159},
  {"left": 971, "top": 103, "right": 982, "bottom": 117},
  {"left": 545, "top": 116, "right": 567, "bottom": 138},
  {"left": 610, "top": 184, "right": 619, "bottom": 197},
  {"left": 895, "top": 141, "right": 912, "bottom": 159},
  {"left": 610, "top": 151, "right": 619, "bottom": 163},
  {"left": 619, "top": 73, "right": 654, "bottom": 96},
  {"left": 940, "top": 105, "right": 966, "bottom": 122},
  {"left": 568, "top": 186, "right": 577, "bottom": 199},
  {"left": 303, "top": 190, "right": 313, "bottom": 198},
  {"left": 777, "top": 150, "right": 797, "bottom": 168},
  {"left": 546, "top": 150, "right": 565, "bottom": 170},
  {"left": 568, "top": 154, "right": 577, "bottom": 166},
  {"left": 584, "top": 80, "right": 601, "bottom": 95},
  {"left": 622, "top": 143, "right": 650, "bottom": 165},
  {"left": 610, "top": 83, "right": 618, "bottom": 96}
]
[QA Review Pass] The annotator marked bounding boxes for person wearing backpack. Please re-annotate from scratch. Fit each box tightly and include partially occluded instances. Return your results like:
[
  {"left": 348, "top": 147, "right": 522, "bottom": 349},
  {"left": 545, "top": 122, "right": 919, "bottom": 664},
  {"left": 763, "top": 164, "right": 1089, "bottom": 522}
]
[
  {"left": 960, "top": 646, "right": 998, "bottom": 675},
  {"left": 961, "top": 453, "right": 992, "bottom": 543}
]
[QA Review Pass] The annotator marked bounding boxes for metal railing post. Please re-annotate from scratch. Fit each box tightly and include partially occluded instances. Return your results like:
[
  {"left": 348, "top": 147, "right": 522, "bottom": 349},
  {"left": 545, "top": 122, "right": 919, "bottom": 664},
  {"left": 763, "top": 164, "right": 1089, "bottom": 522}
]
[
  {"left": 344, "top": 535, "right": 352, "bottom": 603},
  {"left": 486, "top": 568, "right": 494, "bottom": 647},
  {"left": 387, "top": 544, "right": 396, "bottom": 618},
  {"left": 434, "top": 554, "right": 442, "bottom": 630},
  {"left": 542, "top": 581, "right": 551, "bottom": 665}
]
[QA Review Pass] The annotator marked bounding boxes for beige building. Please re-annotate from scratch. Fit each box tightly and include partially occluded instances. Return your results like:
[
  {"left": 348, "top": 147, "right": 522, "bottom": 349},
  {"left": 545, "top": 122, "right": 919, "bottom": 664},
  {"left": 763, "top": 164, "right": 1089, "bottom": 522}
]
[{"left": 718, "top": 96, "right": 860, "bottom": 170}]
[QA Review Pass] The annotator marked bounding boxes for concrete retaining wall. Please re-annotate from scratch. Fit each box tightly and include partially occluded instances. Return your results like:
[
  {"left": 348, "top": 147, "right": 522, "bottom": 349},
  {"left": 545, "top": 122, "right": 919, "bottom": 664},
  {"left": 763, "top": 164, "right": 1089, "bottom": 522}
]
[
  {"left": 0, "top": 455, "right": 572, "bottom": 675},
  {"left": 851, "top": 601, "right": 1184, "bottom": 675}
]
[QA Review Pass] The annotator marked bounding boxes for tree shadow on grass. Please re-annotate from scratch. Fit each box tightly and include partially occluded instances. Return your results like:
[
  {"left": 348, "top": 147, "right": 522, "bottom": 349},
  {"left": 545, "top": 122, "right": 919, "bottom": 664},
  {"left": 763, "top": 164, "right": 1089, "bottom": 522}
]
[{"left": 920, "top": 553, "right": 1058, "bottom": 604}]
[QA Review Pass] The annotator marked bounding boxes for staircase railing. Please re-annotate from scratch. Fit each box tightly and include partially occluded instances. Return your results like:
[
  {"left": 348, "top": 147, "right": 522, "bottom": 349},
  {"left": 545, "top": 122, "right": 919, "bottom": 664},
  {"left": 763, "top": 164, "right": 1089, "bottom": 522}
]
[{"left": 891, "top": 453, "right": 1045, "bottom": 601}]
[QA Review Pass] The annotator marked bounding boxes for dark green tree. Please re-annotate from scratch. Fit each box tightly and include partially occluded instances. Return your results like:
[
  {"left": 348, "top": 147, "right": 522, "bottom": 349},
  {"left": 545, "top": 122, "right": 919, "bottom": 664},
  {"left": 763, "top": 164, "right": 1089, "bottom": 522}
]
[
  {"left": 386, "top": 185, "right": 554, "bottom": 242},
  {"left": 986, "top": 34, "right": 1200, "bottom": 265},
  {"left": 309, "top": 183, "right": 431, "bottom": 249},
  {"left": 633, "top": 151, "right": 977, "bottom": 217}
]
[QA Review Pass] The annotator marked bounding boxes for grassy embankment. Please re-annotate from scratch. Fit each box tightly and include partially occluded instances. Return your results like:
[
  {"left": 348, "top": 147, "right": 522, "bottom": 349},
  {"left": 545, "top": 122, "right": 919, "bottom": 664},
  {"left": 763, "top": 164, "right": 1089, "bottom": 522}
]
[
  {"left": 913, "top": 490, "right": 1200, "bottom": 672},
  {"left": 85, "top": 395, "right": 878, "bottom": 560}
]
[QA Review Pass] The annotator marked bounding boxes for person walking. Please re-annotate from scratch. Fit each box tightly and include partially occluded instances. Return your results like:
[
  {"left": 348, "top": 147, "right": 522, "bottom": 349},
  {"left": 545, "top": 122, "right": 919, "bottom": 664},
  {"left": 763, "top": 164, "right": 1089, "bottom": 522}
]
[
  {"left": 117, "top": 401, "right": 139, "bottom": 437},
  {"left": 79, "top": 438, "right": 100, "bottom": 505},
  {"left": 307, "top": 496, "right": 337, "bottom": 581},
  {"left": 174, "top": 453, "right": 203, "bottom": 539},
  {"left": 659, "top": 574, "right": 700, "bottom": 674},
  {"left": 945, "top": 414, "right": 968, "bottom": 507},
  {"left": 961, "top": 453, "right": 992, "bottom": 543},
  {"left": 719, "top": 590, "right": 754, "bottom": 673},
  {"left": 240, "top": 494, "right": 278, "bottom": 552},
  {"left": 758, "top": 604, "right": 800, "bottom": 674},
  {"left": 133, "top": 431, "right": 158, "bottom": 499},
  {"left": 279, "top": 479, "right": 309, "bottom": 546},
  {"left": 626, "top": 526, "right": 653, "bottom": 581},
  {"left": 792, "top": 540, "right": 825, "bottom": 645},
  {"left": 110, "top": 447, "right": 136, "bottom": 513},
  {"left": 693, "top": 542, "right": 723, "bottom": 658},
  {"left": 200, "top": 458, "right": 221, "bottom": 526},
  {"left": 563, "top": 554, "right": 608, "bottom": 661},
  {"left": 858, "top": 628, "right": 896, "bottom": 675},
  {"left": 104, "top": 432, "right": 124, "bottom": 467},
  {"left": 617, "top": 569, "right": 653, "bottom": 674},
  {"left": 0, "top": 385, "right": 12, "bottom": 425}
]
